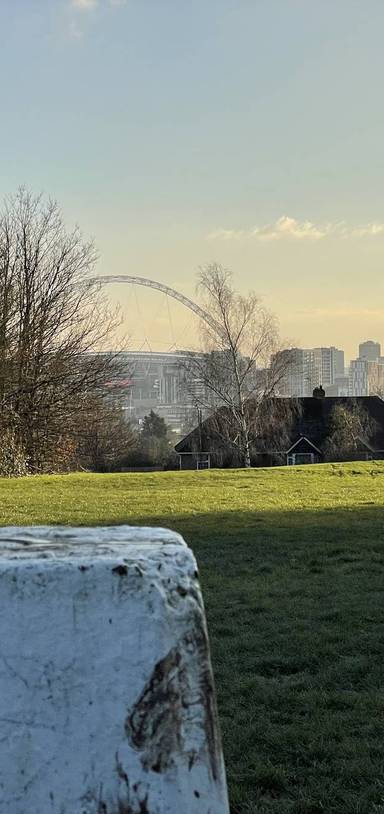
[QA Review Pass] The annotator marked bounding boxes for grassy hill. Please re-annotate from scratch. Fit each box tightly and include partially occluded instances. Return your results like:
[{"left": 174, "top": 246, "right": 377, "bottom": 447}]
[{"left": 2, "top": 462, "right": 384, "bottom": 813}]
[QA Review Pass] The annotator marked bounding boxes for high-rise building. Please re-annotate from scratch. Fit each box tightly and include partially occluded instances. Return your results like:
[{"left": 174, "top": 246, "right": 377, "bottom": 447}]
[
  {"left": 349, "top": 357, "right": 384, "bottom": 396},
  {"left": 309, "top": 347, "right": 345, "bottom": 390},
  {"left": 359, "top": 340, "right": 381, "bottom": 361},
  {"left": 302, "top": 346, "right": 344, "bottom": 395},
  {"left": 349, "top": 358, "right": 369, "bottom": 396},
  {"left": 273, "top": 348, "right": 312, "bottom": 397},
  {"left": 274, "top": 346, "right": 345, "bottom": 397},
  {"left": 333, "top": 348, "right": 345, "bottom": 377}
]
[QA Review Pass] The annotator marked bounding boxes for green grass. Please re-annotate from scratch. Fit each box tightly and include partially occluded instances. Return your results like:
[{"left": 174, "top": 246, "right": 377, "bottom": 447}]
[{"left": 2, "top": 462, "right": 384, "bottom": 813}]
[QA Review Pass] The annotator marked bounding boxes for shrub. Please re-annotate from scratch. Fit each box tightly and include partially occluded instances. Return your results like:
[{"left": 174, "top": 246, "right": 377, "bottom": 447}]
[{"left": 0, "top": 430, "right": 29, "bottom": 477}]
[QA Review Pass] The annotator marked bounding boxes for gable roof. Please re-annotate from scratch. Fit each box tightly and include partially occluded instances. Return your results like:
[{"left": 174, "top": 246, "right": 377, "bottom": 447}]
[
  {"left": 289, "top": 396, "right": 384, "bottom": 450},
  {"left": 286, "top": 435, "right": 322, "bottom": 455}
]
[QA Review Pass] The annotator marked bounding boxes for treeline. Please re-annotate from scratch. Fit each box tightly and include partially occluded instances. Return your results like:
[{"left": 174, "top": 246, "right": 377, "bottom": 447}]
[
  {"left": 0, "top": 189, "right": 175, "bottom": 476},
  {"left": 115, "top": 410, "right": 178, "bottom": 472}
]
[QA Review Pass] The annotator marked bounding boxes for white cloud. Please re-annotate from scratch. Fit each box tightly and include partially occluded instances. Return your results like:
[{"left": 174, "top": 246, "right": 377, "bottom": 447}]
[
  {"left": 206, "top": 228, "right": 246, "bottom": 241},
  {"left": 253, "top": 216, "right": 329, "bottom": 241},
  {"left": 349, "top": 223, "right": 384, "bottom": 238},
  {"left": 207, "top": 216, "right": 384, "bottom": 242},
  {"left": 70, "top": 0, "right": 127, "bottom": 7},
  {"left": 71, "top": 0, "right": 98, "bottom": 8},
  {"left": 68, "top": 0, "right": 127, "bottom": 40}
]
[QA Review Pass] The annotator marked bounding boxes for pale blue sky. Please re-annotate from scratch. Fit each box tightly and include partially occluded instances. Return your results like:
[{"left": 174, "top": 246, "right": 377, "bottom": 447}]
[{"left": 1, "top": 1, "right": 384, "bottom": 357}]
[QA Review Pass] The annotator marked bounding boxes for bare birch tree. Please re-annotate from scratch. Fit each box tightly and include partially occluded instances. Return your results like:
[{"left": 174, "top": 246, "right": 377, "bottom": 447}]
[
  {"left": 183, "top": 263, "right": 293, "bottom": 467},
  {"left": 0, "top": 188, "right": 124, "bottom": 472}
]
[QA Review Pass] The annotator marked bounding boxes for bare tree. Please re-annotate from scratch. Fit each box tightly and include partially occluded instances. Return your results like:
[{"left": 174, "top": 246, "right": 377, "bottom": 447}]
[
  {"left": 182, "top": 263, "right": 292, "bottom": 467},
  {"left": 367, "top": 364, "right": 384, "bottom": 399},
  {"left": 0, "top": 188, "right": 124, "bottom": 472}
]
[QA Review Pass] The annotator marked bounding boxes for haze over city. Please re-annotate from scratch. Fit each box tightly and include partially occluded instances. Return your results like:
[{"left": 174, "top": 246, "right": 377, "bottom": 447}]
[{"left": 1, "top": 1, "right": 384, "bottom": 357}]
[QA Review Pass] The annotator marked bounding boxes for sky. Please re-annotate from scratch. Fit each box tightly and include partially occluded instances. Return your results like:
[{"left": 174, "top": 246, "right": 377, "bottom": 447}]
[{"left": 1, "top": 1, "right": 384, "bottom": 360}]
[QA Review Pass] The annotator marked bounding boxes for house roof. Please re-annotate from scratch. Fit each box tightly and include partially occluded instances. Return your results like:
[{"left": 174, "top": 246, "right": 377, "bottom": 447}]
[
  {"left": 286, "top": 436, "right": 322, "bottom": 455},
  {"left": 288, "top": 396, "right": 384, "bottom": 451},
  {"left": 175, "top": 396, "right": 384, "bottom": 455}
]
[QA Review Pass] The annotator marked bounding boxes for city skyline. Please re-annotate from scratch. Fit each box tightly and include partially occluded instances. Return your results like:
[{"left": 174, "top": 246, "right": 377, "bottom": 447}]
[{"left": 1, "top": 2, "right": 384, "bottom": 356}]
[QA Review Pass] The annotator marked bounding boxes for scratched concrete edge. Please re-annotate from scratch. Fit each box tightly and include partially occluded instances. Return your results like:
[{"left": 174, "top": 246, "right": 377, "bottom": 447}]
[
  {"left": 0, "top": 525, "right": 230, "bottom": 813},
  {"left": 0, "top": 525, "right": 186, "bottom": 559}
]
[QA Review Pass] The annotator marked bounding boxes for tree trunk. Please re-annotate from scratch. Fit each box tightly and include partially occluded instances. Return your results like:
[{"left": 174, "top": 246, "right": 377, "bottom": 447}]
[
  {"left": 239, "top": 412, "right": 251, "bottom": 468},
  {"left": 243, "top": 440, "right": 251, "bottom": 468}
]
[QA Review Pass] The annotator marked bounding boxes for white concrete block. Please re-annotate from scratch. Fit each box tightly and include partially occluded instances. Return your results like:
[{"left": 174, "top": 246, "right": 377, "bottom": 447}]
[{"left": 0, "top": 526, "right": 229, "bottom": 814}]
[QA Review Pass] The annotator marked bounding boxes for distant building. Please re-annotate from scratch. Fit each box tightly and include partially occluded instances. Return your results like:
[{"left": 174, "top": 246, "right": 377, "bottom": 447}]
[
  {"left": 349, "top": 357, "right": 384, "bottom": 396},
  {"left": 325, "top": 375, "right": 349, "bottom": 396},
  {"left": 333, "top": 348, "right": 346, "bottom": 377},
  {"left": 349, "top": 359, "right": 368, "bottom": 396},
  {"left": 309, "top": 347, "right": 344, "bottom": 390},
  {"left": 273, "top": 348, "right": 310, "bottom": 397},
  {"left": 359, "top": 340, "right": 381, "bottom": 361},
  {"left": 274, "top": 346, "right": 345, "bottom": 397},
  {"left": 103, "top": 350, "right": 206, "bottom": 433}
]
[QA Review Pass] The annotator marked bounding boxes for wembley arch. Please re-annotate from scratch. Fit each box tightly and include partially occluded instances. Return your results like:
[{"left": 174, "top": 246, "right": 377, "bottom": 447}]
[{"left": 90, "top": 275, "right": 223, "bottom": 338}]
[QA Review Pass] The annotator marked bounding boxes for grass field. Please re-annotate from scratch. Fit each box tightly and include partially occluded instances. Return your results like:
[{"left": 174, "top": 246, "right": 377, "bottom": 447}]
[{"left": 2, "top": 462, "right": 384, "bottom": 813}]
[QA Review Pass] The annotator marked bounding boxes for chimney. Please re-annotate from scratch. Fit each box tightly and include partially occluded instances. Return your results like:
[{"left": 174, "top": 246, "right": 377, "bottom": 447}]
[{"left": 312, "top": 385, "right": 325, "bottom": 399}]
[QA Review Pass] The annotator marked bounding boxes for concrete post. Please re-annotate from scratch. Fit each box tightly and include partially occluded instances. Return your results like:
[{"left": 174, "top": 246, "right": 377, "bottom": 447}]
[{"left": 0, "top": 526, "right": 229, "bottom": 814}]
